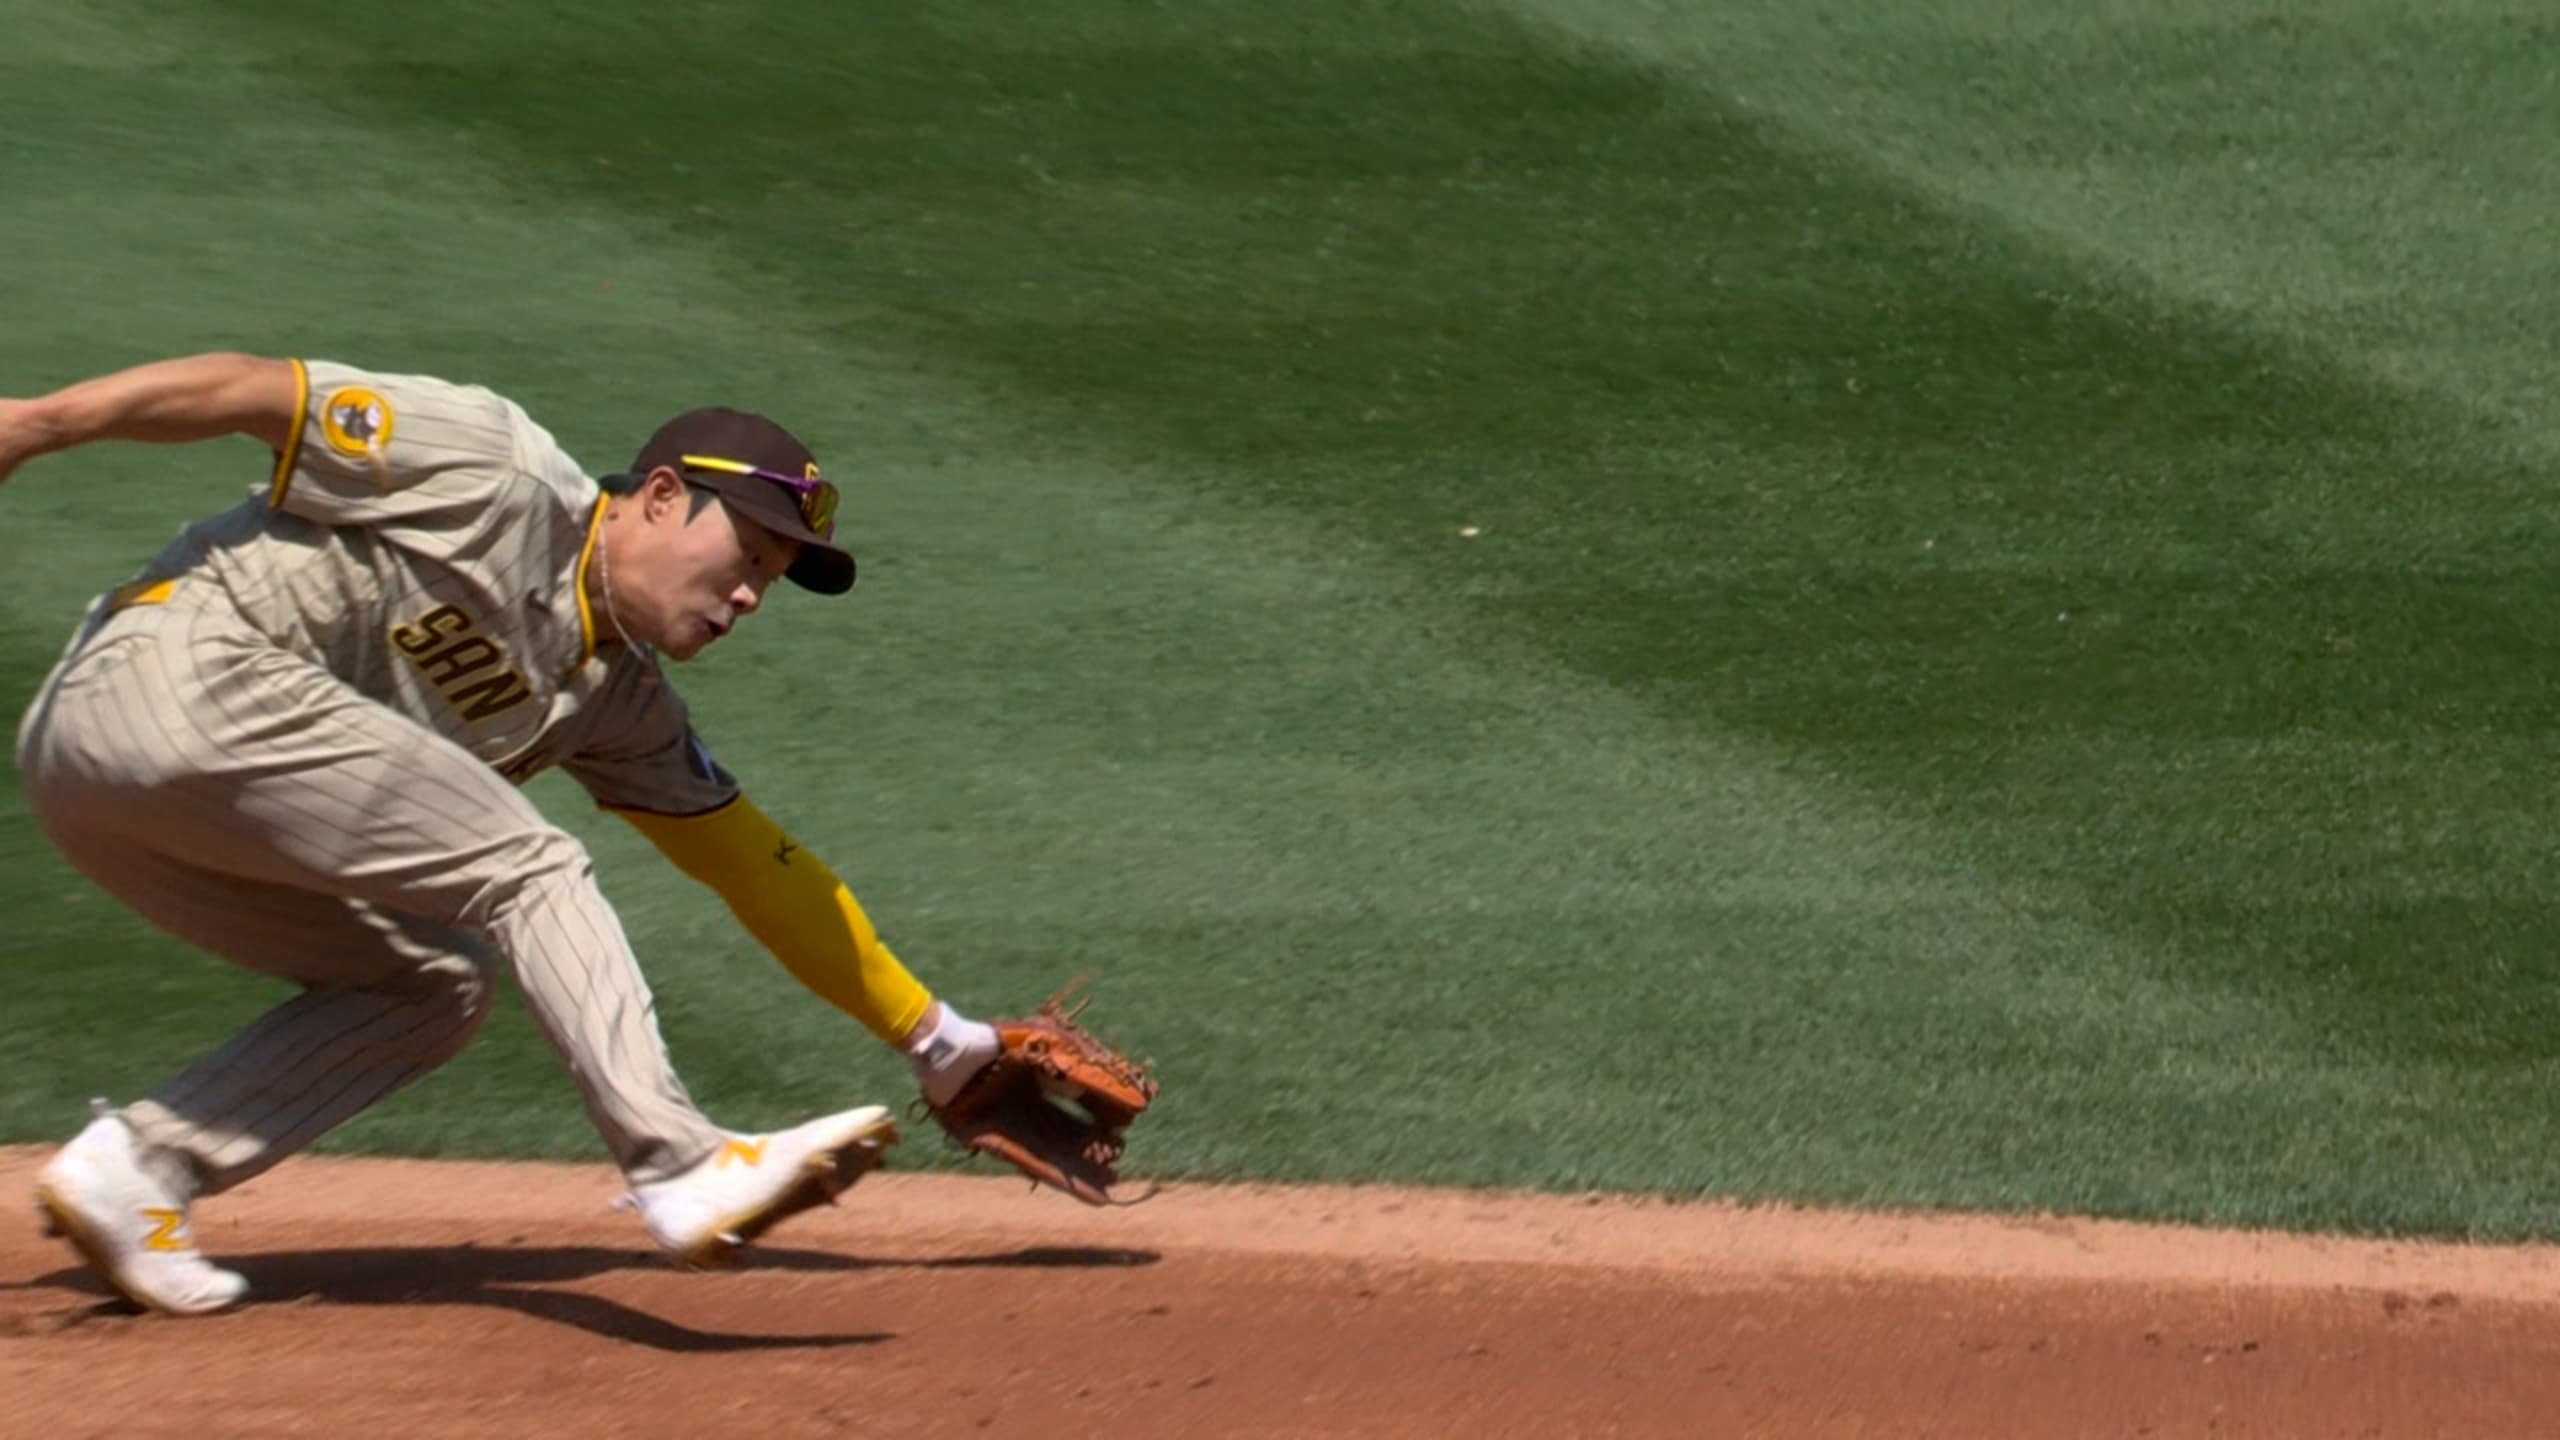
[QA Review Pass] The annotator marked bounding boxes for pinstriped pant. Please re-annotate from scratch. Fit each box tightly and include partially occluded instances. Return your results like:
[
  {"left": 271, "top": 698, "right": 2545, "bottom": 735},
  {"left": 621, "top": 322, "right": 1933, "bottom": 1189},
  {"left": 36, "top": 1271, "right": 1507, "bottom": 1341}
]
[{"left": 13, "top": 599, "right": 727, "bottom": 1194}]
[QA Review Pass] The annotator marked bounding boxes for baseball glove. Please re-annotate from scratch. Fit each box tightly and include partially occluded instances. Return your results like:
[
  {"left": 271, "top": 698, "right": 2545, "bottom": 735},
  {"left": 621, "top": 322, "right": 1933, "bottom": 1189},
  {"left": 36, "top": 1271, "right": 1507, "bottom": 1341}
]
[{"left": 926, "top": 982, "right": 1159, "bottom": 1205}]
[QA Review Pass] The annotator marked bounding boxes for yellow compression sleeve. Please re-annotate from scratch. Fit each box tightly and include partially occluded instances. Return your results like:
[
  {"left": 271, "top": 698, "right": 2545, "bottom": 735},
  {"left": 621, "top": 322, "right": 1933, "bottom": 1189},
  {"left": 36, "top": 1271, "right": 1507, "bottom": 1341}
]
[{"left": 612, "top": 797, "right": 932, "bottom": 1045}]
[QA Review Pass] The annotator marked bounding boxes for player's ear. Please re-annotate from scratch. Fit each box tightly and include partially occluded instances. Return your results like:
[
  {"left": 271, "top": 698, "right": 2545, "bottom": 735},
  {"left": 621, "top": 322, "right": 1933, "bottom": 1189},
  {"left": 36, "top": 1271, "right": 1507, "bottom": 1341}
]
[{"left": 640, "top": 465, "right": 687, "bottom": 523}]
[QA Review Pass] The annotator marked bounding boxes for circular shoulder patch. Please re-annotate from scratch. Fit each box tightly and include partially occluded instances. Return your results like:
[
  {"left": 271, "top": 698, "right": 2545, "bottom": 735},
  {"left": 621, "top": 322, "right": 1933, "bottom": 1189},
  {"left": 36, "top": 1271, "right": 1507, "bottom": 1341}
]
[{"left": 320, "top": 387, "right": 396, "bottom": 457}]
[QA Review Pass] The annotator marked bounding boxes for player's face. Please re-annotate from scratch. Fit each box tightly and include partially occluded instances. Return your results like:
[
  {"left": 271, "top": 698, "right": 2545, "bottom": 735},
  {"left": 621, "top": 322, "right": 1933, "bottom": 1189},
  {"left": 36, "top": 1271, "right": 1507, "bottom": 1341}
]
[{"left": 621, "top": 476, "right": 798, "bottom": 660}]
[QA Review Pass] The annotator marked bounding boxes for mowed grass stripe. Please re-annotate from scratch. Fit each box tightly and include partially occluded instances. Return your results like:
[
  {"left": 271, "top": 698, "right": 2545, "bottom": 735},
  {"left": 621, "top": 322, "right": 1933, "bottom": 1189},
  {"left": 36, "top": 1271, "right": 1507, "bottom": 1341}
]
[
  {"left": 1486, "top": 0, "right": 2560, "bottom": 1070},
  {"left": 1507, "top": 0, "right": 2560, "bottom": 458},
  {"left": 2, "top": 0, "right": 2552, "bottom": 1234}
]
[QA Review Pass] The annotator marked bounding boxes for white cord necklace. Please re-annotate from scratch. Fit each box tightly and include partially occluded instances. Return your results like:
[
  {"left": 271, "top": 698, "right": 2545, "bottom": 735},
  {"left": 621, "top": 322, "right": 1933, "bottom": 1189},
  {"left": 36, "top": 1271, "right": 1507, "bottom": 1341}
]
[{"left": 592, "top": 518, "right": 641, "bottom": 653}]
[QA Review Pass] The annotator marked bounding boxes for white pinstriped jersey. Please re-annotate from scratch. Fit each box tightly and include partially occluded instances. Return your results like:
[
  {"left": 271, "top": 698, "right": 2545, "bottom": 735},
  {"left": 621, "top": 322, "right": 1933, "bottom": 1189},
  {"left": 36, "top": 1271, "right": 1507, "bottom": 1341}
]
[{"left": 109, "top": 359, "right": 735, "bottom": 816}]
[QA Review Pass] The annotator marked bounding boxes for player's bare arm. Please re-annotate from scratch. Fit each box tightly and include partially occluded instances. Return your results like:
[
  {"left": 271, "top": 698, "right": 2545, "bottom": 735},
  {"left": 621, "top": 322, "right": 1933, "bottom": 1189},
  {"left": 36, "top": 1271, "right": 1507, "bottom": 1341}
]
[{"left": 0, "top": 353, "right": 297, "bottom": 485}]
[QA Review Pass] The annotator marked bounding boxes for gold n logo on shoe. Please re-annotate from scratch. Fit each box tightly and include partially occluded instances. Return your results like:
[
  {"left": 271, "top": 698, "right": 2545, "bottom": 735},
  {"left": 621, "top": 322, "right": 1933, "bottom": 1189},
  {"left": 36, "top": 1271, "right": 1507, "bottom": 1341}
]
[
  {"left": 716, "top": 1138, "right": 767, "bottom": 1168},
  {"left": 139, "top": 1206, "right": 188, "bottom": 1252}
]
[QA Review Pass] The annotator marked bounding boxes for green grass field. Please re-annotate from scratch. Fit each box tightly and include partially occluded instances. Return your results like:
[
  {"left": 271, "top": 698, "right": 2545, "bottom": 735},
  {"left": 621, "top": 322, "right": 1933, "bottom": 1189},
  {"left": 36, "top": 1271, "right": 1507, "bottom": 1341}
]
[{"left": 6, "top": 0, "right": 2560, "bottom": 1238}]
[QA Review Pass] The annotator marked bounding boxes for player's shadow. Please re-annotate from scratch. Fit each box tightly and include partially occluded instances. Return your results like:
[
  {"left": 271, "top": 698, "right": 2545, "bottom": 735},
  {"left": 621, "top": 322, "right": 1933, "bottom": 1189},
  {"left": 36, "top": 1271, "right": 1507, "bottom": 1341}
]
[{"left": 21, "top": 1242, "right": 1158, "bottom": 1352}]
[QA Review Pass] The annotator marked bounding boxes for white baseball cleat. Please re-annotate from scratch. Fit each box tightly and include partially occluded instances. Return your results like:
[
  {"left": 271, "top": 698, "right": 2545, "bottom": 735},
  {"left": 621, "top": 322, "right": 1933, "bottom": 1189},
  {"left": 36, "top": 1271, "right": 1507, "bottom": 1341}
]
[
  {"left": 624, "top": 1106, "right": 897, "bottom": 1269},
  {"left": 34, "top": 1103, "right": 247, "bottom": 1317}
]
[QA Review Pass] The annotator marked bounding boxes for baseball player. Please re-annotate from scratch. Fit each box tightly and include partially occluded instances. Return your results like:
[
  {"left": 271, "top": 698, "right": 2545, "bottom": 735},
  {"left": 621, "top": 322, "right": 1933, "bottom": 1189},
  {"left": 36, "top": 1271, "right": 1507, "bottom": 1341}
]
[{"left": 0, "top": 352, "right": 1015, "bottom": 1315}]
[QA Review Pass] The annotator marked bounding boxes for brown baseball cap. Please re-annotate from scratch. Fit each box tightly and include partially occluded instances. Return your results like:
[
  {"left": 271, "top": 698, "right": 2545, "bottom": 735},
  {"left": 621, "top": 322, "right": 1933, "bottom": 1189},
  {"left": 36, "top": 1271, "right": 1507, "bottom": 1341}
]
[{"left": 621, "top": 407, "right": 856, "bottom": 595}]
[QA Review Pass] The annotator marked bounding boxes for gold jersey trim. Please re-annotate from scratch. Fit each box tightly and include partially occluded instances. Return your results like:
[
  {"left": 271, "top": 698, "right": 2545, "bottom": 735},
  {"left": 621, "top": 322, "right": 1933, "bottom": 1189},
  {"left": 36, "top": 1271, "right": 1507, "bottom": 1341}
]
[
  {"left": 104, "top": 577, "right": 177, "bottom": 613},
  {"left": 266, "top": 358, "right": 311, "bottom": 508},
  {"left": 569, "top": 491, "right": 610, "bottom": 674}
]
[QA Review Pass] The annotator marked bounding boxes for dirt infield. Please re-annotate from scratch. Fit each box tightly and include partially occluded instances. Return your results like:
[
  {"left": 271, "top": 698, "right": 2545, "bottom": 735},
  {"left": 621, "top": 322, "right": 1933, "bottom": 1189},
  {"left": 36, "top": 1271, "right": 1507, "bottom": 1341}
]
[{"left": 6, "top": 1147, "right": 2560, "bottom": 1438}]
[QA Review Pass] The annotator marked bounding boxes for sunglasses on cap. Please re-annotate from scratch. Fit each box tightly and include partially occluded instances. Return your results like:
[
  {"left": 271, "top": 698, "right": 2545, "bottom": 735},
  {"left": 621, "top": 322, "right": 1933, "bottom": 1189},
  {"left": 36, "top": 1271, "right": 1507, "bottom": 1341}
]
[{"left": 679, "top": 453, "right": 840, "bottom": 536}]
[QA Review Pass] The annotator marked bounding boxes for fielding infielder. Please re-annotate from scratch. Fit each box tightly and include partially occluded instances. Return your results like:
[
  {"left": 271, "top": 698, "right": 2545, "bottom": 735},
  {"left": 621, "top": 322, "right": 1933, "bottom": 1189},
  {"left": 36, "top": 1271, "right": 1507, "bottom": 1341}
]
[{"left": 0, "top": 353, "right": 1009, "bottom": 1314}]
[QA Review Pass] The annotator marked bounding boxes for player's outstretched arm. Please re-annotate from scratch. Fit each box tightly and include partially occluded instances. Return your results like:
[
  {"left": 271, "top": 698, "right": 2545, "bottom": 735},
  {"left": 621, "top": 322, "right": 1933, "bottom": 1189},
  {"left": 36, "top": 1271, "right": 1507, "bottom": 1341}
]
[
  {"left": 611, "top": 796, "right": 1010, "bottom": 1087},
  {"left": 612, "top": 793, "right": 947, "bottom": 1043},
  {"left": 615, "top": 794, "right": 1158, "bottom": 1203},
  {"left": 0, "top": 353, "right": 298, "bottom": 486}
]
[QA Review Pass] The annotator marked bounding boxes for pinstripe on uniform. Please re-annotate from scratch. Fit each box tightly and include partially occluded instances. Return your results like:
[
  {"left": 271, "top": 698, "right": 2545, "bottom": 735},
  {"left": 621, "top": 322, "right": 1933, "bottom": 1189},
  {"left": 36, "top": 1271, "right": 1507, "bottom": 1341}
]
[{"left": 14, "top": 361, "right": 754, "bottom": 1193}]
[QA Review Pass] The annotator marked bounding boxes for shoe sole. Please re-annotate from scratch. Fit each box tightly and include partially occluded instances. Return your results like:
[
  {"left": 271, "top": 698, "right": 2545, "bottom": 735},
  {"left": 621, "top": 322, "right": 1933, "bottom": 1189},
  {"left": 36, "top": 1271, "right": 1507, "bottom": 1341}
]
[
  {"left": 676, "top": 1114, "right": 898, "bottom": 1270},
  {"left": 33, "top": 1181, "right": 241, "bottom": 1318}
]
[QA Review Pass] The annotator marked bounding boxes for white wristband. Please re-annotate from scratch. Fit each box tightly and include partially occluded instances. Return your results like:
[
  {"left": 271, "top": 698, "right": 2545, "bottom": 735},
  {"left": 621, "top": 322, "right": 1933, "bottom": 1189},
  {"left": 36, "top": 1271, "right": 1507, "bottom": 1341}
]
[{"left": 907, "top": 1005, "right": 1001, "bottom": 1107}]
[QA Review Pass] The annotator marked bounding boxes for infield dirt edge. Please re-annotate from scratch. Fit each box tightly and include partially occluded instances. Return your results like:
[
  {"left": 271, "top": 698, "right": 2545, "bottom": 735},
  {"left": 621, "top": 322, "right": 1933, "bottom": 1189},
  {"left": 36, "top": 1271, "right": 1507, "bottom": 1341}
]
[{"left": 8, "top": 1145, "right": 2553, "bottom": 1303}]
